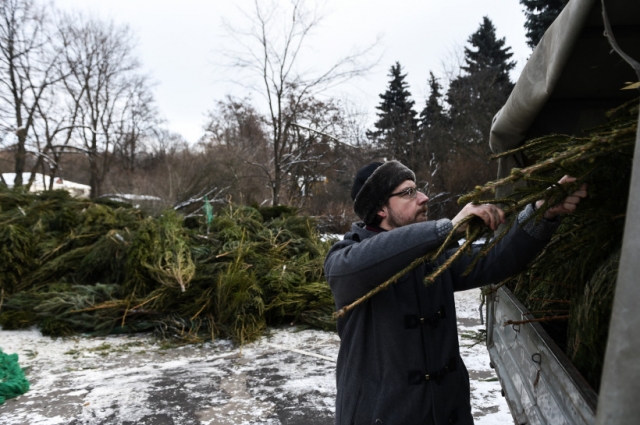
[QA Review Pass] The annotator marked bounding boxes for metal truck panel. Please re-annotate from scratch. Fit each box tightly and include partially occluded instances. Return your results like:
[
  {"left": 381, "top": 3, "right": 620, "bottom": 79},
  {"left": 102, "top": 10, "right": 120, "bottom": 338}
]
[{"left": 486, "top": 287, "right": 598, "bottom": 425}]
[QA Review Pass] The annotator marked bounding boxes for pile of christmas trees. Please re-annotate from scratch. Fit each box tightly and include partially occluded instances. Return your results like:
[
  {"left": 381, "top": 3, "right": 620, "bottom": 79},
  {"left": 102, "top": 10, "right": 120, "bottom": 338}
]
[{"left": 0, "top": 191, "right": 335, "bottom": 345}]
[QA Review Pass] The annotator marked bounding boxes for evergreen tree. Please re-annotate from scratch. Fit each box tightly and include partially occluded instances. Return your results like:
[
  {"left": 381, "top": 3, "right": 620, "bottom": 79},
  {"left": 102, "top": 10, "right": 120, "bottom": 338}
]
[
  {"left": 418, "top": 72, "right": 449, "bottom": 216},
  {"left": 419, "top": 71, "right": 445, "bottom": 132},
  {"left": 447, "top": 16, "right": 515, "bottom": 147},
  {"left": 419, "top": 72, "right": 446, "bottom": 180},
  {"left": 461, "top": 16, "right": 516, "bottom": 87},
  {"left": 442, "top": 17, "right": 516, "bottom": 207},
  {"left": 520, "top": 0, "right": 569, "bottom": 49},
  {"left": 368, "top": 62, "right": 419, "bottom": 171}
]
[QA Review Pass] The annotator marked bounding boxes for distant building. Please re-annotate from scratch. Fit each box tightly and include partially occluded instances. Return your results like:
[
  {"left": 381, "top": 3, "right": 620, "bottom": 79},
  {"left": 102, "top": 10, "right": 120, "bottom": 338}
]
[{"left": 2, "top": 173, "right": 91, "bottom": 198}]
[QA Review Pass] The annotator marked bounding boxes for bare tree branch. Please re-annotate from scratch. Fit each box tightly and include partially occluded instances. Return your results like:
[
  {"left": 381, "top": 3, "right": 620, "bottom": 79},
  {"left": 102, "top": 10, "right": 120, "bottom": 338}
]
[{"left": 220, "top": 0, "right": 379, "bottom": 205}]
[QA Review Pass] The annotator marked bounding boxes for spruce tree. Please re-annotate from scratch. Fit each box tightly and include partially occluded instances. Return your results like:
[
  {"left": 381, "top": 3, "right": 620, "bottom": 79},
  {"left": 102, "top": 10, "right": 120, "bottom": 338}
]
[
  {"left": 520, "top": 0, "right": 569, "bottom": 49},
  {"left": 419, "top": 71, "right": 445, "bottom": 132},
  {"left": 368, "top": 62, "right": 419, "bottom": 171},
  {"left": 447, "top": 16, "right": 515, "bottom": 146},
  {"left": 461, "top": 16, "right": 515, "bottom": 87},
  {"left": 418, "top": 73, "right": 446, "bottom": 175},
  {"left": 418, "top": 72, "right": 449, "bottom": 216},
  {"left": 443, "top": 17, "right": 516, "bottom": 205}
]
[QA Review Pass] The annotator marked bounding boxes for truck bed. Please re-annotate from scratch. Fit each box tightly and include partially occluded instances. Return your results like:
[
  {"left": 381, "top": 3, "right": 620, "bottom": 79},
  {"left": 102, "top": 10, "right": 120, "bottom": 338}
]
[{"left": 486, "top": 287, "right": 598, "bottom": 425}]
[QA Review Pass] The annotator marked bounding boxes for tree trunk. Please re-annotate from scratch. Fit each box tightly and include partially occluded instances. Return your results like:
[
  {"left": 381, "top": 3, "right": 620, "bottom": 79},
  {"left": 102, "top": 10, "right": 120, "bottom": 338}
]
[
  {"left": 14, "top": 128, "right": 28, "bottom": 187},
  {"left": 89, "top": 158, "right": 100, "bottom": 199}
]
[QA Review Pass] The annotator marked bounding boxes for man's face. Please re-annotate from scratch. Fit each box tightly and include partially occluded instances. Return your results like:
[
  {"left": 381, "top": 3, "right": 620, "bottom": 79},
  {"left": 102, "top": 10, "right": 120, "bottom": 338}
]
[{"left": 378, "top": 180, "right": 429, "bottom": 230}]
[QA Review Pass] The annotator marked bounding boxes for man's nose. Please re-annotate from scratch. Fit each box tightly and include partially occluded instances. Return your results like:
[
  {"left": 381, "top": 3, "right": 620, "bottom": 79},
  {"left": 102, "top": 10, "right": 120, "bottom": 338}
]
[{"left": 417, "top": 191, "right": 429, "bottom": 203}]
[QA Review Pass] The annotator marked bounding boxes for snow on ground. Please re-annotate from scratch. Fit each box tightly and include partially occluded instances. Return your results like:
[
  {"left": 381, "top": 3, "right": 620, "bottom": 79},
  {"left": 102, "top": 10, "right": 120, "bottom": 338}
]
[
  {"left": 454, "top": 289, "right": 514, "bottom": 425},
  {"left": 0, "top": 288, "right": 512, "bottom": 424}
]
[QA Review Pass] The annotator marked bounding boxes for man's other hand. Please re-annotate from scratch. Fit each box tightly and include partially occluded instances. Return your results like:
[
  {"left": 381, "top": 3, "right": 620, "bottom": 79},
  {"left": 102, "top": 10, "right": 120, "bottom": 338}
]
[
  {"left": 452, "top": 203, "right": 506, "bottom": 232},
  {"left": 535, "top": 175, "right": 588, "bottom": 220}
]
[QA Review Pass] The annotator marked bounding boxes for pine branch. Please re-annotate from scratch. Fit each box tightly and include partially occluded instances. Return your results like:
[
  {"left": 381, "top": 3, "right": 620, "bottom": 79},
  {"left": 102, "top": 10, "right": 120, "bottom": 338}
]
[
  {"left": 460, "top": 127, "right": 636, "bottom": 205},
  {"left": 333, "top": 216, "right": 476, "bottom": 319}
]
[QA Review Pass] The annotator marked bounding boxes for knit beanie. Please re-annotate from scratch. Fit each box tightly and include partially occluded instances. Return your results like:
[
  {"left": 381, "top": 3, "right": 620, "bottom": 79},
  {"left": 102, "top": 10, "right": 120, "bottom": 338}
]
[{"left": 351, "top": 160, "right": 415, "bottom": 224}]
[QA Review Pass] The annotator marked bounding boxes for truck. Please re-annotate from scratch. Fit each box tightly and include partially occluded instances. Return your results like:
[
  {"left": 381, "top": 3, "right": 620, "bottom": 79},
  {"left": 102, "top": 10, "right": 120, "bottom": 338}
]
[{"left": 485, "top": 0, "right": 640, "bottom": 424}]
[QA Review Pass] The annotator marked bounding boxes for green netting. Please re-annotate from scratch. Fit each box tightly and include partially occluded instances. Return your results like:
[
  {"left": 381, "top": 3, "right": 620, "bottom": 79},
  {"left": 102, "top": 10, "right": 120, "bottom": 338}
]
[{"left": 0, "top": 349, "right": 30, "bottom": 404}]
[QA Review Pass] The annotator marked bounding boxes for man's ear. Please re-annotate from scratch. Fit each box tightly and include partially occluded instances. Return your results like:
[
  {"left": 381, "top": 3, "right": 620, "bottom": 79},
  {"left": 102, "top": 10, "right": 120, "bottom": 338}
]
[{"left": 377, "top": 206, "right": 387, "bottom": 219}]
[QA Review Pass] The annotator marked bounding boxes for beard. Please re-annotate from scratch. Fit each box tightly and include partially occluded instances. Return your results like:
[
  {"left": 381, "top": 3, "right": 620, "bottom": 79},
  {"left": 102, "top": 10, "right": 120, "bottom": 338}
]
[{"left": 386, "top": 204, "right": 428, "bottom": 229}]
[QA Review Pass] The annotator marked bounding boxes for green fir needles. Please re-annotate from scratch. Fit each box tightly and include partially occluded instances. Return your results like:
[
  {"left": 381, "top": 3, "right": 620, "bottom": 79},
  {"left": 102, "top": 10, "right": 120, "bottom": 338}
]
[
  {"left": 481, "top": 99, "right": 638, "bottom": 391},
  {"left": 0, "top": 191, "right": 334, "bottom": 344}
]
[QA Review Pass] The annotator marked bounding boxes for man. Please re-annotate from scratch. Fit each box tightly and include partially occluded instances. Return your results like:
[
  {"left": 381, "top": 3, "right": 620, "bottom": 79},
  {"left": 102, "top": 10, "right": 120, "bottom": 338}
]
[{"left": 324, "top": 160, "right": 587, "bottom": 425}]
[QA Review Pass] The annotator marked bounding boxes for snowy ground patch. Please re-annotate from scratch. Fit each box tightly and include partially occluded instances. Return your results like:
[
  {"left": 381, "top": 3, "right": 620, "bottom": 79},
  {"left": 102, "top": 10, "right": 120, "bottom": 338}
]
[{"left": 0, "top": 288, "right": 511, "bottom": 424}]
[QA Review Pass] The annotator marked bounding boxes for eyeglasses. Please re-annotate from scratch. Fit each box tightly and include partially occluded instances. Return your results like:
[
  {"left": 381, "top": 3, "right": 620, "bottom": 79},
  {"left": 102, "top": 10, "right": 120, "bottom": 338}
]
[{"left": 389, "top": 186, "right": 426, "bottom": 199}]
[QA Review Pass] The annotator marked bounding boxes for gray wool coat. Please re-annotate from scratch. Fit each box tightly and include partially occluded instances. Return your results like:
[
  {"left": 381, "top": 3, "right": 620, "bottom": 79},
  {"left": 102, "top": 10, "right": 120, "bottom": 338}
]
[{"left": 324, "top": 204, "right": 558, "bottom": 425}]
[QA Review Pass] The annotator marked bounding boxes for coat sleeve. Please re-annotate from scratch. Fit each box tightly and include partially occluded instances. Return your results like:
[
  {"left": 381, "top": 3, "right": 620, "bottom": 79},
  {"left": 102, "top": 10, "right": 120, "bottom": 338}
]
[
  {"left": 446, "top": 204, "right": 560, "bottom": 291},
  {"left": 324, "top": 219, "right": 452, "bottom": 308}
]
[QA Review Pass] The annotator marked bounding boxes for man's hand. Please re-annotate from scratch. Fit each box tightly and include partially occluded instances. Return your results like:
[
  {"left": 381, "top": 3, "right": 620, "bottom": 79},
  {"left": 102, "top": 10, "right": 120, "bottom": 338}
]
[
  {"left": 535, "top": 175, "right": 588, "bottom": 220},
  {"left": 452, "top": 203, "right": 505, "bottom": 232}
]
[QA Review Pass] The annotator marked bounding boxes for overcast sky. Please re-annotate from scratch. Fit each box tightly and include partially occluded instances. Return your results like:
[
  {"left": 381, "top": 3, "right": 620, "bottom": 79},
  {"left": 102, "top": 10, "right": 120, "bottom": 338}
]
[{"left": 54, "top": 0, "right": 531, "bottom": 145}]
